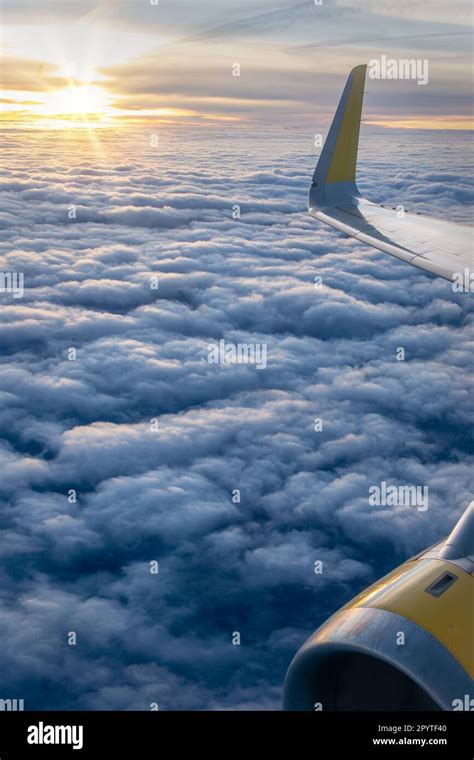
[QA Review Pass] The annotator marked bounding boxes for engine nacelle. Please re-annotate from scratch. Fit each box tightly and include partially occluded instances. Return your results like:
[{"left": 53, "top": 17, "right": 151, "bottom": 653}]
[{"left": 283, "top": 503, "right": 474, "bottom": 711}]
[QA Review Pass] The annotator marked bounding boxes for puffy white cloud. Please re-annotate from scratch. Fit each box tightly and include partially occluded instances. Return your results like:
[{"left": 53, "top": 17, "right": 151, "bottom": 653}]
[{"left": 0, "top": 123, "right": 472, "bottom": 709}]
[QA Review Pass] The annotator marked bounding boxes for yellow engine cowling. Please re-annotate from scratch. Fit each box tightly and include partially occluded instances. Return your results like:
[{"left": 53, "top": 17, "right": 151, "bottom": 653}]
[{"left": 283, "top": 503, "right": 474, "bottom": 711}]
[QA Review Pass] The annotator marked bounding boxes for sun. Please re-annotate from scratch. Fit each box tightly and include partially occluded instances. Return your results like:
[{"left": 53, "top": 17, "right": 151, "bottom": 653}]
[
  {"left": 57, "top": 84, "right": 108, "bottom": 116},
  {"left": 36, "top": 83, "right": 112, "bottom": 126}
]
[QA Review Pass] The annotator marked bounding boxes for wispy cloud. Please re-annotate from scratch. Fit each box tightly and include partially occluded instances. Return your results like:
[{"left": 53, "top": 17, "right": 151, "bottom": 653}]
[{"left": 1, "top": 0, "right": 472, "bottom": 126}]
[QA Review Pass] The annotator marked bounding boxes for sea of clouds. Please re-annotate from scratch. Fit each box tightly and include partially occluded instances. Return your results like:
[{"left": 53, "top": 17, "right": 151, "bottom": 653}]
[{"left": 0, "top": 124, "right": 472, "bottom": 709}]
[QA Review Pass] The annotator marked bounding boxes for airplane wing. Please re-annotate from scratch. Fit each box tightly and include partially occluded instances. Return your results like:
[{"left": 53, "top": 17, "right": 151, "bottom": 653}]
[{"left": 309, "top": 64, "right": 473, "bottom": 283}]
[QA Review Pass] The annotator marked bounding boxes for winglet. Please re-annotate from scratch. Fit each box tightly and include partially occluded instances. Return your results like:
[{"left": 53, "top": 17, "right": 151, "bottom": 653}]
[
  {"left": 439, "top": 501, "right": 474, "bottom": 561},
  {"left": 310, "top": 64, "right": 367, "bottom": 209}
]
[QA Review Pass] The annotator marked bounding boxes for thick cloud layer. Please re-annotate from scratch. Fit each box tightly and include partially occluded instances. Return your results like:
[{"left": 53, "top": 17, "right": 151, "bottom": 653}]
[{"left": 0, "top": 124, "right": 472, "bottom": 709}]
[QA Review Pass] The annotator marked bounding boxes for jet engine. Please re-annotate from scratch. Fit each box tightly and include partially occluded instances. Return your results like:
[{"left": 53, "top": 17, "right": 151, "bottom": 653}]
[{"left": 283, "top": 502, "right": 473, "bottom": 710}]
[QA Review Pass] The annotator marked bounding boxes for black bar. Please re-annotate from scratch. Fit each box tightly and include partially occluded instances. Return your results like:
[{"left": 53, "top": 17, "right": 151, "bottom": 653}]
[{"left": 0, "top": 711, "right": 471, "bottom": 758}]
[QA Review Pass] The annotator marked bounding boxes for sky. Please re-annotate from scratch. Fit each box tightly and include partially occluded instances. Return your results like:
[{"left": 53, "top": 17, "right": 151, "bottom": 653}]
[
  {"left": 0, "top": 1, "right": 473, "bottom": 711},
  {"left": 1, "top": 0, "right": 473, "bottom": 128}
]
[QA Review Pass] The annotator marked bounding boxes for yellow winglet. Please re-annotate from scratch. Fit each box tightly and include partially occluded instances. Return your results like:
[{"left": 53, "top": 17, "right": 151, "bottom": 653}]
[
  {"left": 311, "top": 64, "right": 367, "bottom": 204},
  {"left": 326, "top": 65, "right": 366, "bottom": 184}
]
